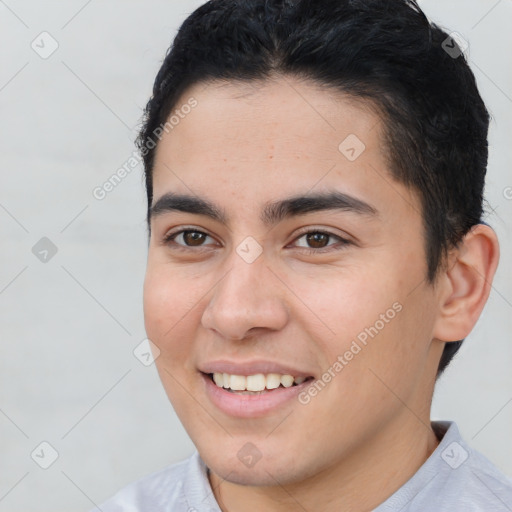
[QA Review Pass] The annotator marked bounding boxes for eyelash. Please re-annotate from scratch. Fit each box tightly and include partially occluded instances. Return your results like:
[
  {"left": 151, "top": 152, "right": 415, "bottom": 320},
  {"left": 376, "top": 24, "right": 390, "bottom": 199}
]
[{"left": 162, "top": 227, "right": 351, "bottom": 254}]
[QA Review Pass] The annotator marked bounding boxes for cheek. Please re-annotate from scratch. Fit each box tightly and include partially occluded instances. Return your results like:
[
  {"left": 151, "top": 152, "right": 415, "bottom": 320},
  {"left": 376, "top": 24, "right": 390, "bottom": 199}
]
[
  {"left": 291, "top": 266, "right": 396, "bottom": 346},
  {"left": 293, "top": 260, "right": 430, "bottom": 376},
  {"left": 143, "top": 269, "right": 172, "bottom": 337},
  {"left": 142, "top": 266, "right": 197, "bottom": 362},
  {"left": 143, "top": 267, "right": 202, "bottom": 411}
]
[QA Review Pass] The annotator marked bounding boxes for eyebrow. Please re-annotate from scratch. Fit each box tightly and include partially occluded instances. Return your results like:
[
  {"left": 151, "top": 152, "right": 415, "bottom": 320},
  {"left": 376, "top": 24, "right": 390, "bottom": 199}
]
[{"left": 149, "top": 190, "right": 378, "bottom": 227}]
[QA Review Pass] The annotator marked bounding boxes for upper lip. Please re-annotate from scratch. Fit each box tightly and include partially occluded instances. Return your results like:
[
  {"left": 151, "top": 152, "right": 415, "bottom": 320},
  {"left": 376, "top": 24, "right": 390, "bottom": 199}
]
[{"left": 199, "top": 360, "right": 313, "bottom": 378}]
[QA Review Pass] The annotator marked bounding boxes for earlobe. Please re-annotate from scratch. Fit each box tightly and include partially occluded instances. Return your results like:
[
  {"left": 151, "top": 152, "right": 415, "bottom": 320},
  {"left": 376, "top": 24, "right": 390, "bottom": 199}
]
[{"left": 432, "top": 224, "right": 500, "bottom": 342}]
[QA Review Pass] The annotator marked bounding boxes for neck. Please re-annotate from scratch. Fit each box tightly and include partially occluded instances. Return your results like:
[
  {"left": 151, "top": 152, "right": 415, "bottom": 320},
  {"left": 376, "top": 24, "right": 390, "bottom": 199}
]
[{"left": 208, "top": 413, "right": 441, "bottom": 512}]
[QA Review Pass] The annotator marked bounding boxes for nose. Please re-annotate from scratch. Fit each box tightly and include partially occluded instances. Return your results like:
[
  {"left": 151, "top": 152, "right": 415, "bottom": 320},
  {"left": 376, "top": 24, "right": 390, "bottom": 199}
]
[{"left": 200, "top": 249, "right": 289, "bottom": 341}]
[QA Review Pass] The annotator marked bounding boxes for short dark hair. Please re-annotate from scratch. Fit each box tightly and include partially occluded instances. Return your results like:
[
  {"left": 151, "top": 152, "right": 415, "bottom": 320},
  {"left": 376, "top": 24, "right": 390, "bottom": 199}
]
[{"left": 136, "top": 0, "right": 490, "bottom": 377}]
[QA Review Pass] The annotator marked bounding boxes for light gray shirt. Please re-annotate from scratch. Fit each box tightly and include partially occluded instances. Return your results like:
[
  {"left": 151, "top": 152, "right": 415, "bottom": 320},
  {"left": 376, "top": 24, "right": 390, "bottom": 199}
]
[{"left": 92, "top": 421, "right": 512, "bottom": 511}]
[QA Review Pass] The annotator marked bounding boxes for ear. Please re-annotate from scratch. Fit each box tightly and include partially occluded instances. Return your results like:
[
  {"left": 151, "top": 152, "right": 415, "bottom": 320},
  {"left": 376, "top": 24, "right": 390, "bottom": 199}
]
[{"left": 432, "top": 223, "right": 500, "bottom": 342}]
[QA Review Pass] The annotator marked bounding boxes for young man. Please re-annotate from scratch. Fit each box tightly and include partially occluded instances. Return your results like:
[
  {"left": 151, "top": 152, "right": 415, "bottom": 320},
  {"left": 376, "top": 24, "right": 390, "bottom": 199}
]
[{"left": 94, "top": 0, "right": 512, "bottom": 510}]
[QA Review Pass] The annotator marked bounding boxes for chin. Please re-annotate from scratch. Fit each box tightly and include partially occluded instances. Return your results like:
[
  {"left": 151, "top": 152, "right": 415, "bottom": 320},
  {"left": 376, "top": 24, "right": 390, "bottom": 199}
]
[
  {"left": 207, "top": 458, "right": 296, "bottom": 487},
  {"left": 199, "top": 440, "right": 318, "bottom": 488},
  {"left": 220, "top": 467, "right": 281, "bottom": 486}
]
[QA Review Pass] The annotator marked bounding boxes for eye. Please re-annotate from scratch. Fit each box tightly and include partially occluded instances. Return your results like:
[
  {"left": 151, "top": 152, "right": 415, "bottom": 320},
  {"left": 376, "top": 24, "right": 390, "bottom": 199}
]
[
  {"left": 162, "top": 228, "right": 217, "bottom": 250},
  {"left": 291, "top": 229, "right": 351, "bottom": 254},
  {"left": 162, "top": 227, "right": 352, "bottom": 254}
]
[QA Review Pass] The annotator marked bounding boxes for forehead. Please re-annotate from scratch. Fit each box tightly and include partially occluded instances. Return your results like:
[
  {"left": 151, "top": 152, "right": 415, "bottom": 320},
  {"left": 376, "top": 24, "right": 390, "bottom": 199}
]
[
  {"left": 155, "top": 76, "right": 380, "bottom": 159},
  {"left": 151, "top": 76, "right": 420, "bottom": 220}
]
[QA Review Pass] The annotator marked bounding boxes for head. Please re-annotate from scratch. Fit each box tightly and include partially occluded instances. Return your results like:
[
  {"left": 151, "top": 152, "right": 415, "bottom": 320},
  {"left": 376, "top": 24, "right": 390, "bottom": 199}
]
[{"left": 138, "top": 0, "right": 499, "bottom": 491}]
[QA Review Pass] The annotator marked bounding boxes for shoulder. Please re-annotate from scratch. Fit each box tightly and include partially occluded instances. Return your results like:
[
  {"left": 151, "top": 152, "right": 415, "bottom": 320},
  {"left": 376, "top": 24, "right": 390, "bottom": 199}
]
[
  {"left": 437, "top": 422, "right": 512, "bottom": 510},
  {"left": 90, "top": 453, "right": 195, "bottom": 512},
  {"left": 376, "top": 421, "right": 512, "bottom": 512},
  {"left": 459, "top": 442, "right": 512, "bottom": 510}
]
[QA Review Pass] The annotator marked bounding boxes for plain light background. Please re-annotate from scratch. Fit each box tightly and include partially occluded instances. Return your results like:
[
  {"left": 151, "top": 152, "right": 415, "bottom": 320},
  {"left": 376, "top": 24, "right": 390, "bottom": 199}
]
[{"left": 0, "top": 1, "right": 510, "bottom": 510}]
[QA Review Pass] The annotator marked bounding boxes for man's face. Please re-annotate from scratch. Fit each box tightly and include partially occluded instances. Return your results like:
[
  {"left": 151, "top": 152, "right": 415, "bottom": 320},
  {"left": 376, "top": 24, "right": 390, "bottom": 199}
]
[{"left": 143, "top": 77, "right": 444, "bottom": 486}]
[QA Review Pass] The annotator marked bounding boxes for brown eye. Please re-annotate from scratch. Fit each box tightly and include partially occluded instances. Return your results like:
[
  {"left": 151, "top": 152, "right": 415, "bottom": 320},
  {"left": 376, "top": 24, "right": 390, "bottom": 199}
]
[
  {"left": 163, "top": 229, "right": 215, "bottom": 249},
  {"left": 305, "top": 232, "right": 330, "bottom": 249},
  {"left": 182, "top": 231, "right": 207, "bottom": 246},
  {"left": 292, "top": 230, "right": 351, "bottom": 254}
]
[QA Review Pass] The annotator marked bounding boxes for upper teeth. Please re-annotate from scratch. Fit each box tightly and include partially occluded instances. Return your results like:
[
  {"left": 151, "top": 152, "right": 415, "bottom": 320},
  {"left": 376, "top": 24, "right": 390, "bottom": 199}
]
[{"left": 212, "top": 372, "right": 307, "bottom": 391}]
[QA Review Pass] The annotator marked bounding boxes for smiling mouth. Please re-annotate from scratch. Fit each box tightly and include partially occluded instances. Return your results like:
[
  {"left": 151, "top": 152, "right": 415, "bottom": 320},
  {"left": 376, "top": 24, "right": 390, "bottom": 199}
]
[{"left": 204, "top": 372, "right": 315, "bottom": 394}]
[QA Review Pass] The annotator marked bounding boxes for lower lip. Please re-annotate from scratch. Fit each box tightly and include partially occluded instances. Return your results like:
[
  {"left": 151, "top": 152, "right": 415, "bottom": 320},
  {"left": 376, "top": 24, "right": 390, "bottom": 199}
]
[{"left": 201, "top": 372, "right": 312, "bottom": 418}]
